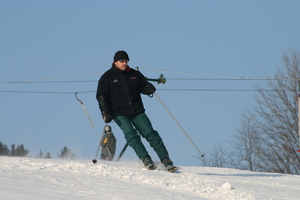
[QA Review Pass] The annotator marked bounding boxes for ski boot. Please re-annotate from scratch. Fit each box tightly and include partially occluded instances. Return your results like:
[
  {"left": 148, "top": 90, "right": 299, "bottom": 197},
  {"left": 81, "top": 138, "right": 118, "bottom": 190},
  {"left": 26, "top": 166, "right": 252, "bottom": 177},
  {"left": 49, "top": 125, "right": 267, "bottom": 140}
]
[
  {"left": 162, "top": 157, "right": 177, "bottom": 173},
  {"left": 142, "top": 156, "right": 157, "bottom": 170}
]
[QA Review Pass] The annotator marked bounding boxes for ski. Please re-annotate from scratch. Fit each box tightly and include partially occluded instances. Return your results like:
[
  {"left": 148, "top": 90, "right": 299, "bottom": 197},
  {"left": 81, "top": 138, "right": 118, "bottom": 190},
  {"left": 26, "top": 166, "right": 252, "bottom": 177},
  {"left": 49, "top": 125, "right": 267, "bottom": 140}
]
[
  {"left": 166, "top": 166, "right": 178, "bottom": 173},
  {"left": 145, "top": 164, "right": 177, "bottom": 173},
  {"left": 147, "top": 165, "right": 157, "bottom": 170},
  {"left": 147, "top": 163, "right": 178, "bottom": 173}
]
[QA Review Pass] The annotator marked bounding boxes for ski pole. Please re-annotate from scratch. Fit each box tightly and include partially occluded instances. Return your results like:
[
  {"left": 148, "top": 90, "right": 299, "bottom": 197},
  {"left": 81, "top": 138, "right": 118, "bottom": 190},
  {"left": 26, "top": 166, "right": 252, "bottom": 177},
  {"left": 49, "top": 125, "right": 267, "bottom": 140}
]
[
  {"left": 106, "top": 146, "right": 112, "bottom": 160},
  {"left": 92, "top": 141, "right": 102, "bottom": 164},
  {"left": 116, "top": 143, "right": 128, "bottom": 161},
  {"left": 154, "top": 92, "right": 205, "bottom": 158}
]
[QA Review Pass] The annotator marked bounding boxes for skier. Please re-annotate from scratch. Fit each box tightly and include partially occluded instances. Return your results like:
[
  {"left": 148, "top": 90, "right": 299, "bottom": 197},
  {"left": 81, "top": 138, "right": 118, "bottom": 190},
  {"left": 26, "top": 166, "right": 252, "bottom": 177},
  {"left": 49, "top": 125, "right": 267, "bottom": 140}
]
[
  {"left": 100, "top": 125, "right": 116, "bottom": 161},
  {"left": 96, "top": 50, "right": 176, "bottom": 172}
]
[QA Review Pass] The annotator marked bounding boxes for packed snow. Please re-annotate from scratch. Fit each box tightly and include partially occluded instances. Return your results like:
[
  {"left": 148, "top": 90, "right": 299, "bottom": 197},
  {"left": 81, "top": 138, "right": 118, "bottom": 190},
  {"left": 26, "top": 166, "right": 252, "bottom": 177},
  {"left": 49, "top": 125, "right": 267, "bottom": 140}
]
[{"left": 1, "top": 156, "right": 299, "bottom": 200}]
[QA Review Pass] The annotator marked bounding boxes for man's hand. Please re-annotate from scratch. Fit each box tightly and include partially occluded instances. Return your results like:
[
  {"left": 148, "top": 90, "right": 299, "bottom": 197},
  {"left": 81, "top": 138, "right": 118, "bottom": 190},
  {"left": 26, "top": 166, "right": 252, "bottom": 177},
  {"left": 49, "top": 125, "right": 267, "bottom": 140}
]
[
  {"left": 147, "top": 83, "right": 156, "bottom": 94},
  {"left": 142, "top": 82, "right": 156, "bottom": 96},
  {"left": 102, "top": 110, "right": 112, "bottom": 123}
]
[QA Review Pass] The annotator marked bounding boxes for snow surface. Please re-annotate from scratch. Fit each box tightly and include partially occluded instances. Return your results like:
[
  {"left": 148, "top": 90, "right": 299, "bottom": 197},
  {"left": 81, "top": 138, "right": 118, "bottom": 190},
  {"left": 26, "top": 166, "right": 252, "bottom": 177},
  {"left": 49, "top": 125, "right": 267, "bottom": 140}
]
[{"left": 1, "top": 157, "right": 299, "bottom": 200}]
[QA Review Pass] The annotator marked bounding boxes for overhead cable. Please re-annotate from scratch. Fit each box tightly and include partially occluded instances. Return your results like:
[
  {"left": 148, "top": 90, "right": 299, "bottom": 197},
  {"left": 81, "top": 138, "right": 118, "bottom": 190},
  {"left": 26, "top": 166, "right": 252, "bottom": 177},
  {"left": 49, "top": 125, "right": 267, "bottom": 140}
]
[
  {"left": 139, "top": 67, "right": 300, "bottom": 81},
  {"left": 0, "top": 72, "right": 103, "bottom": 84},
  {"left": 2, "top": 67, "right": 300, "bottom": 84},
  {"left": 0, "top": 88, "right": 296, "bottom": 94}
]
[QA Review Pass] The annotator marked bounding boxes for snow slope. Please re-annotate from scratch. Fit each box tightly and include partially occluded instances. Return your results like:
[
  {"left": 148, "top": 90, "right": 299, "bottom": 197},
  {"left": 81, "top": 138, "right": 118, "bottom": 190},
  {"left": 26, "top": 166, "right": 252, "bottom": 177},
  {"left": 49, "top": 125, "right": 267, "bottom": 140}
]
[{"left": 0, "top": 157, "right": 299, "bottom": 200}]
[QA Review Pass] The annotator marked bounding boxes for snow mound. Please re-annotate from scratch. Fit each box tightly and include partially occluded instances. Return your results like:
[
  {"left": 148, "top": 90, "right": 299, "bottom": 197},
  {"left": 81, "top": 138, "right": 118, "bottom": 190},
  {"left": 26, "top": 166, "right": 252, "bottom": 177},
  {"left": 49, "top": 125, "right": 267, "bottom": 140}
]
[{"left": 1, "top": 157, "right": 300, "bottom": 200}]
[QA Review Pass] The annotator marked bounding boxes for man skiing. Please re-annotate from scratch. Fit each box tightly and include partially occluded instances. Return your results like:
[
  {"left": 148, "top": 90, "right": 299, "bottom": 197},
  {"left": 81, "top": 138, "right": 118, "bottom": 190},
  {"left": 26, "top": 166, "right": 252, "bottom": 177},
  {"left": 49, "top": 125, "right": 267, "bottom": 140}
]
[
  {"left": 100, "top": 125, "right": 116, "bottom": 161},
  {"left": 96, "top": 50, "right": 176, "bottom": 172}
]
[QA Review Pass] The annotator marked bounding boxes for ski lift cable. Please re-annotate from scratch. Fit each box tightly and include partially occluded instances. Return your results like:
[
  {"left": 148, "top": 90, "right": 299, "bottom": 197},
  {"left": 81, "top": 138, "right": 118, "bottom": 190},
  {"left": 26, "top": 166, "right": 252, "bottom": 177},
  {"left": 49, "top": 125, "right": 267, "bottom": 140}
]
[
  {"left": 0, "top": 88, "right": 297, "bottom": 94},
  {"left": 0, "top": 72, "right": 104, "bottom": 84},
  {"left": 2, "top": 78, "right": 299, "bottom": 84},
  {"left": 139, "top": 67, "right": 300, "bottom": 81},
  {"left": 2, "top": 68, "right": 300, "bottom": 84}
]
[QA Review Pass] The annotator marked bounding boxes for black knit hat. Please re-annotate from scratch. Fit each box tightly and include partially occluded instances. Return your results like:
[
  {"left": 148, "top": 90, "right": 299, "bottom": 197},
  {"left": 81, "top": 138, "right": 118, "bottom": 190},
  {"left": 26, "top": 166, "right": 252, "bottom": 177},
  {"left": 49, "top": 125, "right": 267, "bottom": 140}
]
[{"left": 113, "top": 50, "right": 130, "bottom": 62}]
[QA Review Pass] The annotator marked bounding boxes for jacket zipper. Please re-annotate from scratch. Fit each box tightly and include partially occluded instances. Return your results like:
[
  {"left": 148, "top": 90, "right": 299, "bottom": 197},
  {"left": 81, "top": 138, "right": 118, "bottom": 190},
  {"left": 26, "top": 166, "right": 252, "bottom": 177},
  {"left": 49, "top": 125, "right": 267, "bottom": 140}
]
[{"left": 121, "top": 74, "right": 134, "bottom": 114}]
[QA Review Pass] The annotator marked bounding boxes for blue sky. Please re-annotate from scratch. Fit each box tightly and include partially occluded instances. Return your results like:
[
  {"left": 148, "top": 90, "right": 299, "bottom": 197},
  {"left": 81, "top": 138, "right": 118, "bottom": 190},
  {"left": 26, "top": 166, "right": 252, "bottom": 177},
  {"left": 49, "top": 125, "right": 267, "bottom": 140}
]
[{"left": 1, "top": 0, "right": 300, "bottom": 166}]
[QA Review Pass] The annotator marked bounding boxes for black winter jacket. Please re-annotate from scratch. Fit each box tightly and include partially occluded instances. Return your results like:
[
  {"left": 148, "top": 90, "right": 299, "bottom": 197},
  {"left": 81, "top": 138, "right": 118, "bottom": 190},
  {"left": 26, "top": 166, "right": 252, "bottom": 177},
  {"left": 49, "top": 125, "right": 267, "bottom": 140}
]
[{"left": 96, "top": 65, "right": 155, "bottom": 117}]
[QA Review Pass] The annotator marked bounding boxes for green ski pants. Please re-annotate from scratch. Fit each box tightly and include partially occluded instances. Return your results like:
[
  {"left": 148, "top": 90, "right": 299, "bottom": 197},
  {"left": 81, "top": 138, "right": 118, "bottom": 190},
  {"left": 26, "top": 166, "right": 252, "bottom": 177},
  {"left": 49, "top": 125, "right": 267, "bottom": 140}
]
[{"left": 113, "top": 112, "right": 169, "bottom": 161}]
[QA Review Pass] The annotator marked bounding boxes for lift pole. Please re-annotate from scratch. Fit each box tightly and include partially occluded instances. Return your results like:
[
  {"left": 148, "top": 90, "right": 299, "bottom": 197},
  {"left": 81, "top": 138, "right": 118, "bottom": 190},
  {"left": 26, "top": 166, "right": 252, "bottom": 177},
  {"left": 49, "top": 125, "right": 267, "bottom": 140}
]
[{"left": 297, "top": 81, "right": 300, "bottom": 153}]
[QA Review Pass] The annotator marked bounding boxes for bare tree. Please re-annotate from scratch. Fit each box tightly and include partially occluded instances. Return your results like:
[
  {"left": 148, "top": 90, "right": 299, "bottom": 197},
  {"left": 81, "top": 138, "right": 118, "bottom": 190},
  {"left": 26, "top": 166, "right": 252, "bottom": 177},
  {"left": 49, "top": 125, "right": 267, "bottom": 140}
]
[
  {"left": 209, "top": 141, "right": 229, "bottom": 168},
  {"left": 236, "top": 48, "right": 300, "bottom": 174},
  {"left": 199, "top": 141, "right": 236, "bottom": 168},
  {"left": 232, "top": 108, "right": 258, "bottom": 171}
]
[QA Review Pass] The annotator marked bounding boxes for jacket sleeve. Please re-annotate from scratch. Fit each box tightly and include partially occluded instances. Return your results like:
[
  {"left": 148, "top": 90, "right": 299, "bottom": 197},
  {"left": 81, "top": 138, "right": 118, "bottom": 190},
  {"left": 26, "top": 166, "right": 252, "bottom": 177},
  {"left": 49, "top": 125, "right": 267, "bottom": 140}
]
[
  {"left": 96, "top": 75, "right": 111, "bottom": 112},
  {"left": 138, "top": 71, "right": 156, "bottom": 95},
  {"left": 100, "top": 135, "right": 108, "bottom": 147}
]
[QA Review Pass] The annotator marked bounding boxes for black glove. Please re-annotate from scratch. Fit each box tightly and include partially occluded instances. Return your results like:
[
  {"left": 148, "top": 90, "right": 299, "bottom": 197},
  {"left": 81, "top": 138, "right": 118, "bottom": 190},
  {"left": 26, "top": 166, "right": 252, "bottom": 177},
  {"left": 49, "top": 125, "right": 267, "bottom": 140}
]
[
  {"left": 142, "top": 82, "right": 156, "bottom": 96},
  {"left": 102, "top": 110, "right": 113, "bottom": 123},
  {"left": 147, "top": 83, "right": 156, "bottom": 94}
]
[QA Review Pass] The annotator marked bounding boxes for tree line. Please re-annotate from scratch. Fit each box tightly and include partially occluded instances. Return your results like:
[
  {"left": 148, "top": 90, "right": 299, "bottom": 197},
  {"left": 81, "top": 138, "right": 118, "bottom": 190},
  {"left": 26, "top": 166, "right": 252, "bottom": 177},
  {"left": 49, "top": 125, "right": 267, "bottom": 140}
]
[
  {"left": 0, "top": 142, "right": 29, "bottom": 157},
  {"left": 200, "top": 48, "right": 300, "bottom": 175},
  {"left": 0, "top": 141, "right": 75, "bottom": 159}
]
